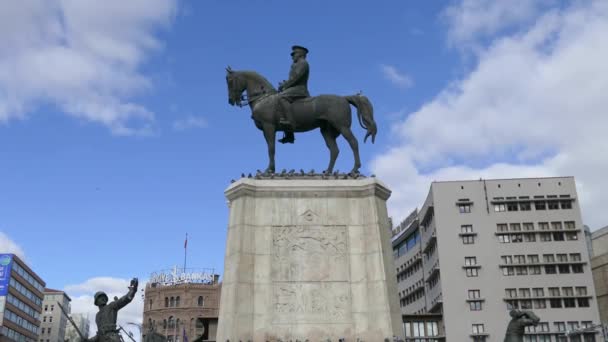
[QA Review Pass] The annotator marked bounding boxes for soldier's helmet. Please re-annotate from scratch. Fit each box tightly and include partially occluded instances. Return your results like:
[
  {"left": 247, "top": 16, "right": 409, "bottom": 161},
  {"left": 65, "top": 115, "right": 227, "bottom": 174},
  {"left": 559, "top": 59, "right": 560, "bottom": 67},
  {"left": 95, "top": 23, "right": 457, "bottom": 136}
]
[{"left": 94, "top": 291, "right": 108, "bottom": 306}]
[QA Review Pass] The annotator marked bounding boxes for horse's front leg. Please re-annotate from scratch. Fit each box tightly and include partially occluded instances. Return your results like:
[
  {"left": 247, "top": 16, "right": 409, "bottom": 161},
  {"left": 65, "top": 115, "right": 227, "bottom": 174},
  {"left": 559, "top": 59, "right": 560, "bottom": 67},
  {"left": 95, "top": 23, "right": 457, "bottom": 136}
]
[{"left": 262, "top": 124, "right": 276, "bottom": 174}]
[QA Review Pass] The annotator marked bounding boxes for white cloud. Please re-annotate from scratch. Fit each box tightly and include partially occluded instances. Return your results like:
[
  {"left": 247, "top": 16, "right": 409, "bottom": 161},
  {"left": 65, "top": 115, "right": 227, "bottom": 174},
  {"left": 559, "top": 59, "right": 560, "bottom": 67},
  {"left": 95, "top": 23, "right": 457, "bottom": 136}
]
[
  {"left": 172, "top": 116, "right": 208, "bottom": 131},
  {"left": 65, "top": 277, "right": 144, "bottom": 341},
  {"left": 0, "top": 232, "right": 26, "bottom": 260},
  {"left": 0, "top": 0, "right": 177, "bottom": 135},
  {"left": 442, "top": 0, "right": 550, "bottom": 49},
  {"left": 372, "top": 0, "right": 608, "bottom": 230},
  {"left": 380, "top": 64, "right": 413, "bottom": 88}
]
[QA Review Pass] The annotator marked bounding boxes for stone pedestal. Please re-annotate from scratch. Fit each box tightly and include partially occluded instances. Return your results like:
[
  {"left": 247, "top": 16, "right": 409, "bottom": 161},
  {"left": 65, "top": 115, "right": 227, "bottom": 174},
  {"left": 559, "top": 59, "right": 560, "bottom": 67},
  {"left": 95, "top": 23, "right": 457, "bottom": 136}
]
[{"left": 216, "top": 177, "right": 403, "bottom": 341}]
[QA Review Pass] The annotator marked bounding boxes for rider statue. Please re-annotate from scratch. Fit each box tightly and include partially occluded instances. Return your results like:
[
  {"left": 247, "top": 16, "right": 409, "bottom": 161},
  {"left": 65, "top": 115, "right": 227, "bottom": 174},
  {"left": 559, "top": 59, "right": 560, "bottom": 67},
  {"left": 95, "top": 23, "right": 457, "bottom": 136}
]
[
  {"left": 277, "top": 45, "right": 310, "bottom": 144},
  {"left": 82, "top": 278, "right": 139, "bottom": 342}
]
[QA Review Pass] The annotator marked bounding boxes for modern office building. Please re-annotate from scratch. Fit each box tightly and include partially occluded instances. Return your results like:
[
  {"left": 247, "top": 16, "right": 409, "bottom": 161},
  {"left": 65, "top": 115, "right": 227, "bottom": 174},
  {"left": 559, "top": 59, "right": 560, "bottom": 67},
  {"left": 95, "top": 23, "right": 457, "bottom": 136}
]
[
  {"left": 38, "top": 289, "right": 71, "bottom": 342},
  {"left": 143, "top": 267, "right": 221, "bottom": 342},
  {"left": 63, "top": 313, "right": 89, "bottom": 342},
  {"left": 392, "top": 177, "right": 601, "bottom": 341},
  {"left": 0, "top": 254, "right": 45, "bottom": 342}
]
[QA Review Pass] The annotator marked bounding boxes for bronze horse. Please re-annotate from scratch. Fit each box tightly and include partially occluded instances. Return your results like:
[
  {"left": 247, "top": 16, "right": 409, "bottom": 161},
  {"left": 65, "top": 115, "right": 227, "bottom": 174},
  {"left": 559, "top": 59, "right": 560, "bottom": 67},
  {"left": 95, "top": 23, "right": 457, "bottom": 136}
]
[{"left": 226, "top": 67, "right": 377, "bottom": 174}]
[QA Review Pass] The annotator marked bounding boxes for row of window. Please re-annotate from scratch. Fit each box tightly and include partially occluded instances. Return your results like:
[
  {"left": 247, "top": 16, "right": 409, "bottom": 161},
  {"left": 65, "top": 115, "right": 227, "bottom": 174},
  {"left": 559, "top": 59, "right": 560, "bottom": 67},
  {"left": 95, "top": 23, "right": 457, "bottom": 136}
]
[
  {"left": 9, "top": 277, "right": 43, "bottom": 306},
  {"left": 161, "top": 317, "right": 207, "bottom": 331},
  {"left": 163, "top": 296, "right": 205, "bottom": 308},
  {"left": 506, "top": 286, "right": 588, "bottom": 298},
  {"left": 498, "top": 221, "right": 577, "bottom": 231},
  {"left": 394, "top": 230, "right": 421, "bottom": 259},
  {"left": 493, "top": 199, "right": 572, "bottom": 212},
  {"left": 506, "top": 298, "right": 590, "bottom": 310},
  {"left": 501, "top": 253, "right": 582, "bottom": 265},
  {"left": 404, "top": 321, "right": 440, "bottom": 338},
  {"left": 397, "top": 260, "right": 422, "bottom": 283},
  {"left": 4, "top": 309, "right": 39, "bottom": 335},
  {"left": 1, "top": 326, "right": 35, "bottom": 342},
  {"left": 12, "top": 262, "right": 45, "bottom": 293},
  {"left": 42, "top": 315, "right": 53, "bottom": 323},
  {"left": 497, "top": 231, "right": 578, "bottom": 243},
  {"left": 400, "top": 288, "right": 424, "bottom": 307},
  {"left": 43, "top": 304, "right": 54, "bottom": 312},
  {"left": 501, "top": 264, "right": 584, "bottom": 276},
  {"left": 7, "top": 293, "right": 40, "bottom": 321}
]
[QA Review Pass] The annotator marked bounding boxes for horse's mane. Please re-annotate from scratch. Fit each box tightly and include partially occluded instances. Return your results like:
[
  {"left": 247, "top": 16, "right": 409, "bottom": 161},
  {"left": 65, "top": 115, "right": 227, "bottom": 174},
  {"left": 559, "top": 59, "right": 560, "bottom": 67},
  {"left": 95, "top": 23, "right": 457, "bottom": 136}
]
[{"left": 239, "top": 70, "right": 277, "bottom": 93}]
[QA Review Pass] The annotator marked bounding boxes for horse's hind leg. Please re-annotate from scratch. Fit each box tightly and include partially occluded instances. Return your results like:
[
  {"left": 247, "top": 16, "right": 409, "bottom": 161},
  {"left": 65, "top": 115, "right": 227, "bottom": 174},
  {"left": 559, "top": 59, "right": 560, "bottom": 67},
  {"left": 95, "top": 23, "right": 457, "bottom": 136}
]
[
  {"left": 320, "top": 124, "right": 340, "bottom": 173},
  {"left": 337, "top": 126, "right": 361, "bottom": 174}
]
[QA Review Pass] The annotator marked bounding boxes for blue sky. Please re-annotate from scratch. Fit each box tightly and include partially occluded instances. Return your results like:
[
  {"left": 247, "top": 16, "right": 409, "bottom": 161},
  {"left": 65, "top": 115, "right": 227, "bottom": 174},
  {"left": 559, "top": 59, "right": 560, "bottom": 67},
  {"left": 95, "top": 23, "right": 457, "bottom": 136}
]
[{"left": 2, "top": 0, "right": 608, "bottom": 334}]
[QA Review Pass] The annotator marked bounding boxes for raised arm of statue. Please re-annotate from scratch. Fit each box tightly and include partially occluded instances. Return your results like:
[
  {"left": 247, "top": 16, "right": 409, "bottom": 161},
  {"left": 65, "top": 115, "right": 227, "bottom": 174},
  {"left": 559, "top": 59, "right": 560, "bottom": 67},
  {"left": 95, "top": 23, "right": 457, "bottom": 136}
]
[
  {"left": 112, "top": 278, "right": 138, "bottom": 310},
  {"left": 281, "top": 61, "right": 308, "bottom": 89}
]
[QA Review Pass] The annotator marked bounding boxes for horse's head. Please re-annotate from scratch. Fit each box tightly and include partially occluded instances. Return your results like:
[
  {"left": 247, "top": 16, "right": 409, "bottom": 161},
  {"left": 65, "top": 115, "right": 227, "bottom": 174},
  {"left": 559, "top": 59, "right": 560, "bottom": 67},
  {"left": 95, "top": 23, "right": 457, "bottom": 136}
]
[{"left": 226, "top": 66, "right": 246, "bottom": 106}]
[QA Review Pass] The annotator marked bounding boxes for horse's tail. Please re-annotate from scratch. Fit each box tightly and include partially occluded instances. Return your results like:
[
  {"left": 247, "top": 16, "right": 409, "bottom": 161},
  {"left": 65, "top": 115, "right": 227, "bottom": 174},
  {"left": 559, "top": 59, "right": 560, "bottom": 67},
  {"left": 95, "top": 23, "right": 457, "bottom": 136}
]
[{"left": 346, "top": 94, "right": 377, "bottom": 143}]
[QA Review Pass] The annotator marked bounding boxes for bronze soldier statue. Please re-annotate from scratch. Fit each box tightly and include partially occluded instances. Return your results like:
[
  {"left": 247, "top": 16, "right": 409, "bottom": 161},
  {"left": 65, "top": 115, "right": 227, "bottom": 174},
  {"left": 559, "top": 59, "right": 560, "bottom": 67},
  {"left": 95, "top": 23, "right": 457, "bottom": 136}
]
[
  {"left": 277, "top": 45, "right": 310, "bottom": 144},
  {"left": 504, "top": 309, "right": 540, "bottom": 342},
  {"left": 82, "top": 278, "right": 139, "bottom": 342}
]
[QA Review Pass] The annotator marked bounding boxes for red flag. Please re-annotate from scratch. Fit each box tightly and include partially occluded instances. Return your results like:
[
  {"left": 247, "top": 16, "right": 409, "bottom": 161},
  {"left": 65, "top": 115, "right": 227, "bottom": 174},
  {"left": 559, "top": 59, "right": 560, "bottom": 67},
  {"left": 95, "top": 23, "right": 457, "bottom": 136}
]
[{"left": 184, "top": 234, "right": 188, "bottom": 249}]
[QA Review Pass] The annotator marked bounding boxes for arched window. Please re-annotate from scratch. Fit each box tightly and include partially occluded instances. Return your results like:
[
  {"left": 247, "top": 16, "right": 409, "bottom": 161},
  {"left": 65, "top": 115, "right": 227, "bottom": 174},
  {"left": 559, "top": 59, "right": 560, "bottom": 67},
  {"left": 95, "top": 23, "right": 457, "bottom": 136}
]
[
  {"left": 168, "top": 316, "right": 175, "bottom": 329},
  {"left": 176, "top": 318, "right": 180, "bottom": 329},
  {"left": 175, "top": 296, "right": 180, "bottom": 307},
  {"left": 197, "top": 296, "right": 204, "bottom": 307},
  {"left": 149, "top": 299, "right": 153, "bottom": 310},
  {"left": 163, "top": 319, "right": 167, "bottom": 330},
  {"left": 170, "top": 297, "right": 175, "bottom": 307},
  {"left": 165, "top": 297, "right": 169, "bottom": 307}
]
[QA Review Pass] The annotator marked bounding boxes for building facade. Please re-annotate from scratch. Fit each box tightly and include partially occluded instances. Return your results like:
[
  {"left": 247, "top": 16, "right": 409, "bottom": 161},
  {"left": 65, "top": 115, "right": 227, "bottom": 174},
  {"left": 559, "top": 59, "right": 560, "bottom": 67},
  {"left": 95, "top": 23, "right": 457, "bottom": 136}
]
[
  {"left": 63, "top": 314, "right": 89, "bottom": 342},
  {"left": 38, "top": 289, "right": 70, "bottom": 342},
  {"left": 393, "top": 177, "right": 602, "bottom": 341},
  {"left": 0, "top": 254, "right": 45, "bottom": 342},
  {"left": 143, "top": 268, "right": 221, "bottom": 342},
  {"left": 590, "top": 225, "right": 608, "bottom": 326}
]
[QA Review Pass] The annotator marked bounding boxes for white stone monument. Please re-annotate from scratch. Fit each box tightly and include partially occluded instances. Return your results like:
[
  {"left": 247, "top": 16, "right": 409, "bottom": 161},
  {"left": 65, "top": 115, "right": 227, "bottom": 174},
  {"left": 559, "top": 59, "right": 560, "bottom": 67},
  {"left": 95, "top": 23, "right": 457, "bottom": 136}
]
[{"left": 216, "top": 177, "right": 403, "bottom": 341}]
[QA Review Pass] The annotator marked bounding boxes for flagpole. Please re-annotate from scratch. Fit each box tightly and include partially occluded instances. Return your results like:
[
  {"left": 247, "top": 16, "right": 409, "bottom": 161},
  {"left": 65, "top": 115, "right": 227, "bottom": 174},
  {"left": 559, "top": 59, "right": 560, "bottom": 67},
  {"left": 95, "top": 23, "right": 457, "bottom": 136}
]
[{"left": 183, "top": 233, "right": 188, "bottom": 273}]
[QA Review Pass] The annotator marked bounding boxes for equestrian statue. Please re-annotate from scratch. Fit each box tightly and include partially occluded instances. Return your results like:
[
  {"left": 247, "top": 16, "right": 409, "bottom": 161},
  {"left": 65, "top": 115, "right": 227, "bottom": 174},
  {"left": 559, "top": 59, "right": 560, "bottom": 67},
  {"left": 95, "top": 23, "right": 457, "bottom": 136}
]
[{"left": 226, "top": 45, "right": 377, "bottom": 175}]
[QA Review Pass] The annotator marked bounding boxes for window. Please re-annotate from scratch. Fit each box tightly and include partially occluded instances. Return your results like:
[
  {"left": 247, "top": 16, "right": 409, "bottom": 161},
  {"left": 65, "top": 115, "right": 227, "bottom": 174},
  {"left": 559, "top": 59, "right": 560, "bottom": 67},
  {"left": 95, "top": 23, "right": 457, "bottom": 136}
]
[
  {"left": 520, "top": 300, "right": 532, "bottom": 309},
  {"left": 498, "top": 235, "right": 511, "bottom": 243},
  {"left": 43, "top": 316, "right": 46, "bottom": 322},
  {"left": 523, "top": 222, "right": 534, "bottom": 231},
  {"left": 149, "top": 299, "right": 153, "bottom": 310},
  {"left": 528, "top": 255, "right": 539, "bottom": 264},
  {"left": 535, "top": 201, "right": 546, "bottom": 210},
  {"left": 462, "top": 235, "right": 475, "bottom": 244},
  {"left": 48, "top": 328, "right": 51, "bottom": 334},
  {"left": 570, "top": 253, "right": 582, "bottom": 262},
  {"left": 168, "top": 316, "right": 175, "bottom": 329},
  {"left": 507, "top": 203, "right": 519, "bottom": 211},
  {"left": 566, "top": 231, "right": 578, "bottom": 240},
  {"left": 555, "top": 322, "right": 566, "bottom": 332},
  {"left": 466, "top": 268, "right": 479, "bottom": 277},
  {"left": 550, "top": 299, "right": 562, "bottom": 308},
  {"left": 510, "top": 223, "right": 522, "bottom": 231},
  {"left": 503, "top": 267, "right": 514, "bottom": 276},
  {"left": 516, "top": 266, "right": 528, "bottom": 275},
  {"left": 561, "top": 201, "right": 572, "bottom": 209},
  {"left": 163, "top": 319, "right": 167, "bottom": 330},
  {"left": 175, "top": 296, "right": 180, "bottom": 307},
  {"left": 557, "top": 254, "right": 568, "bottom": 262},
  {"left": 459, "top": 204, "right": 471, "bottom": 213},
  {"left": 506, "top": 288, "right": 517, "bottom": 298},
  {"left": 578, "top": 298, "right": 590, "bottom": 307},
  {"left": 50, "top": 305, "right": 54, "bottom": 311},
  {"left": 540, "top": 233, "right": 552, "bottom": 241},
  {"left": 539, "top": 222, "right": 550, "bottom": 230},
  {"left": 549, "top": 287, "right": 560, "bottom": 297},
  {"left": 470, "top": 301, "right": 482, "bottom": 311},
  {"left": 514, "top": 255, "right": 525, "bottom": 264},
  {"left": 572, "top": 264, "right": 584, "bottom": 273},
  {"left": 42, "top": 328, "right": 45, "bottom": 334},
  {"left": 524, "top": 234, "right": 536, "bottom": 242},
  {"left": 49, "top": 316, "right": 52, "bottom": 323},
  {"left": 461, "top": 225, "right": 473, "bottom": 233},
  {"left": 165, "top": 297, "right": 168, "bottom": 307},
  {"left": 564, "top": 298, "right": 576, "bottom": 308},
  {"left": 502, "top": 256, "right": 513, "bottom": 264},
  {"left": 465, "top": 257, "right": 477, "bottom": 266},
  {"left": 558, "top": 265, "right": 570, "bottom": 273},
  {"left": 520, "top": 202, "right": 531, "bottom": 211},
  {"left": 552, "top": 221, "right": 563, "bottom": 230},
  {"left": 533, "top": 299, "right": 546, "bottom": 309},
  {"left": 497, "top": 223, "right": 509, "bottom": 232},
  {"left": 494, "top": 204, "right": 506, "bottom": 212},
  {"left": 44, "top": 305, "right": 48, "bottom": 311},
  {"left": 469, "top": 290, "right": 481, "bottom": 299},
  {"left": 532, "top": 288, "right": 544, "bottom": 297},
  {"left": 170, "top": 297, "right": 175, "bottom": 307},
  {"left": 565, "top": 221, "right": 576, "bottom": 230},
  {"left": 198, "top": 296, "right": 204, "bottom": 307},
  {"left": 553, "top": 231, "right": 565, "bottom": 240},
  {"left": 472, "top": 324, "right": 485, "bottom": 334},
  {"left": 520, "top": 288, "right": 531, "bottom": 298},
  {"left": 512, "top": 234, "right": 523, "bottom": 243},
  {"left": 576, "top": 287, "right": 588, "bottom": 296},
  {"left": 543, "top": 254, "right": 555, "bottom": 263},
  {"left": 529, "top": 266, "right": 541, "bottom": 274},
  {"left": 506, "top": 300, "right": 519, "bottom": 310},
  {"left": 545, "top": 265, "right": 557, "bottom": 274}
]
